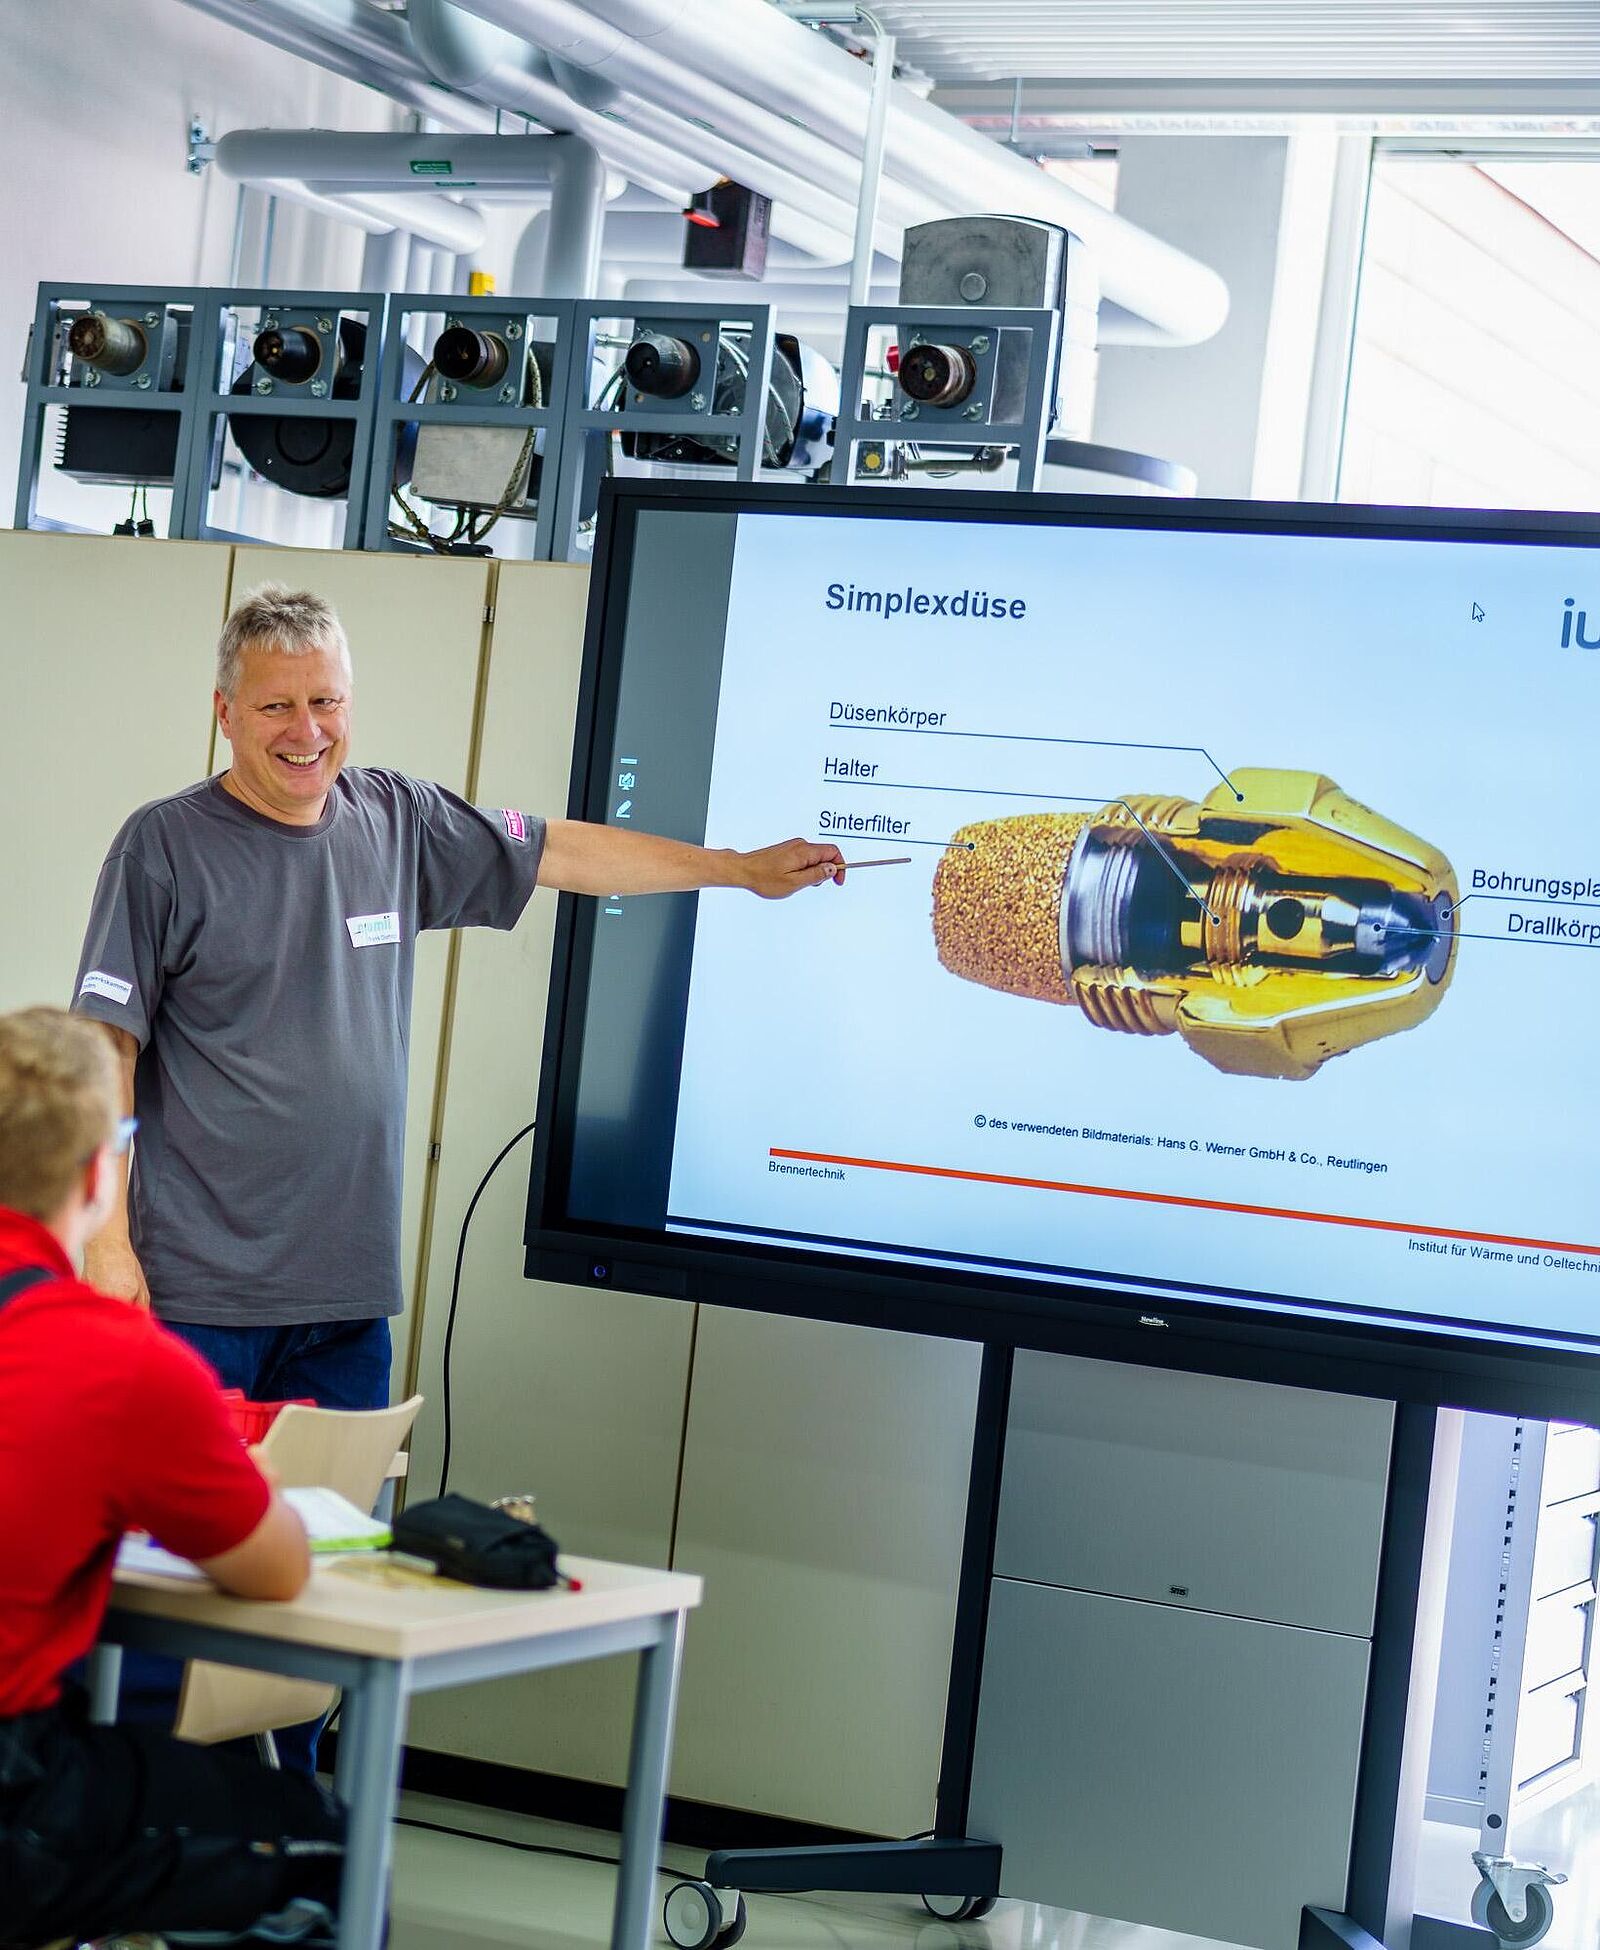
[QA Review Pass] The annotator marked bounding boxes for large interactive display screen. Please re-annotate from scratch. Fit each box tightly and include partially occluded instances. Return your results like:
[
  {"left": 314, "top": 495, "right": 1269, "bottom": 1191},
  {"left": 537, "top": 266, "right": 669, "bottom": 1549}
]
[{"left": 527, "top": 482, "right": 1600, "bottom": 1417}]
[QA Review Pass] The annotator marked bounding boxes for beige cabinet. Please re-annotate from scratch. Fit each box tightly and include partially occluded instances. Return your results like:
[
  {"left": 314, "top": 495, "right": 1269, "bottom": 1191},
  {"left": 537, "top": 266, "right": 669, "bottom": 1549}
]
[
  {"left": 403, "top": 560, "right": 701, "bottom": 1786},
  {"left": 668, "top": 1307, "right": 980, "bottom": 1832},
  {"left": 0, "top": 532, "right": 226, "bottom": 1014}
]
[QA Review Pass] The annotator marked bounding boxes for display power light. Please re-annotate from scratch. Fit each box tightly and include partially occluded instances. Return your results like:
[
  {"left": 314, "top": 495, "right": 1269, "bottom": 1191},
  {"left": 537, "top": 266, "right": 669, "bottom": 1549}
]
[{"left": 932, "top": 769, "right": 1459, "bottom": 1081}]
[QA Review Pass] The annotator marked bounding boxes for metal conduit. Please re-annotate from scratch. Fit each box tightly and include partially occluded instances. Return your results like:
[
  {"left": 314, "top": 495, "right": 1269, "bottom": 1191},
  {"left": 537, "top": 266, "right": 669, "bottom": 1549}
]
[
  {"left": 179, "top": 0, "right": 1226, "bottom": 343},
  {"left": 508, "top": 0, "right": 1229, "bottom": 343},
  {"left": 452, "top": 0, "right": 923, "bottom": 250}
]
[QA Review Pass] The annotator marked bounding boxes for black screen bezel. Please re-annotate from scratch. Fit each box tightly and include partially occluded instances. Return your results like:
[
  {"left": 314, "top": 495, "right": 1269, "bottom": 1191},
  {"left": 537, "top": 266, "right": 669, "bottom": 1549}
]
[{"left": 526, "top": 477, "right": 1600, "bottom": 1425}]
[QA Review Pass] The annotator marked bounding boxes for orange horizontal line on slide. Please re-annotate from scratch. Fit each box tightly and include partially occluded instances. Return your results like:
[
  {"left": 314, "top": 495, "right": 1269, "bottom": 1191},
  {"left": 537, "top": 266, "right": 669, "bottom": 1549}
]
[{"left": 768, "top": 1148, "right": 1600, "bottom": 1260}]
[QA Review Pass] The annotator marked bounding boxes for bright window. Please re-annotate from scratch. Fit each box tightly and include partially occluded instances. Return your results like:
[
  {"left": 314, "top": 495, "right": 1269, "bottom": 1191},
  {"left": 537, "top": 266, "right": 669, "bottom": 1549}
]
[{"left": 1341, "top": 153, "right": 1600, "bottom": 510}]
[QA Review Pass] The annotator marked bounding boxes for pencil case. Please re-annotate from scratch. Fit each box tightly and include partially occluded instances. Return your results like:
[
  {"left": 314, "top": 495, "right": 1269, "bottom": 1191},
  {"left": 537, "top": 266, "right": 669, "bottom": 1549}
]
[{"left": 390, "top": 1493, "right": 562, "bottom": 1589}]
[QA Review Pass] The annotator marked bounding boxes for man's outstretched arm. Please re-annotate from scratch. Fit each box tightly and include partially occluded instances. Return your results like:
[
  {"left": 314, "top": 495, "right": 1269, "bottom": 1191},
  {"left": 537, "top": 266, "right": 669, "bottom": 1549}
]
[{"left": 538, "top": 821, "right": 845, "bottom": 900}]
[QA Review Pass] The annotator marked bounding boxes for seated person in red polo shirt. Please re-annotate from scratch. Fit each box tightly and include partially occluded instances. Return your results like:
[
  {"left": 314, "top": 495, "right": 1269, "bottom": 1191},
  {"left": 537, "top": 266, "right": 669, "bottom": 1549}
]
[{"left": 0, "top": 1006, "right": 345, "bottom": 1946}]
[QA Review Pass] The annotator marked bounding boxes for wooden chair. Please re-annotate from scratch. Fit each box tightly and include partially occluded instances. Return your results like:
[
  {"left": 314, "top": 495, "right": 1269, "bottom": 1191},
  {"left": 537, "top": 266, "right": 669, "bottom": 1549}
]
[{"left": 172, "top": 1395, "right": 423, "bottom": 1753}]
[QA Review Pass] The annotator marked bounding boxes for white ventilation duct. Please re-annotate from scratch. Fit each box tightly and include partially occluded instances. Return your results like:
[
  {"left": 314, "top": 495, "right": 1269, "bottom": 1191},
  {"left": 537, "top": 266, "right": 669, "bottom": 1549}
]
[
  {"left": 458, "top": 0, "right": 1228, "bottom": 344},
  {"left": 218, "top": 130, "right": 603, "bottom": 290},
  {"left": 435, "top": 0, "right": 933, "bottom": 252},
  {"left": 178, "top": 0, "right": 1227, "bottom": 345},
  {"left": 182, "top": 0, "right": 495, "bottom": 129},
  {"left": 189, "top": 0, "right": 857, "bottom": 263}
]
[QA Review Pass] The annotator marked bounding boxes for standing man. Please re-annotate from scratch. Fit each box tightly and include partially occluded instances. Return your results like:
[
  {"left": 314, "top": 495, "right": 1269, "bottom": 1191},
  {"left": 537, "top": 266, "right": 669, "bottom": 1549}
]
[
  {"left": 71, "top": 582, "right": 843, "bottom": 1757},
  {"left": 76, "top": 580, "right": 842, "bottom": 1371}
]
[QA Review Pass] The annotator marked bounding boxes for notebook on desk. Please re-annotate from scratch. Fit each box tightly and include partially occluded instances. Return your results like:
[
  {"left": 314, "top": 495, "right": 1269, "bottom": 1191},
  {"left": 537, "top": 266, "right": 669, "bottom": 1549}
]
[{"left": 117, "top": 1485, "right": 390, "bottom": 1581}]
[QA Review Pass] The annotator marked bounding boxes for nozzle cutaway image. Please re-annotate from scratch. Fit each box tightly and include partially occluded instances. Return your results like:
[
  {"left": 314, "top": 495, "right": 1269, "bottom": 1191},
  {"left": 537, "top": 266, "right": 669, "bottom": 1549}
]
[{"left": 931, "top": 770, "right": 1458, "bottom": 1081}]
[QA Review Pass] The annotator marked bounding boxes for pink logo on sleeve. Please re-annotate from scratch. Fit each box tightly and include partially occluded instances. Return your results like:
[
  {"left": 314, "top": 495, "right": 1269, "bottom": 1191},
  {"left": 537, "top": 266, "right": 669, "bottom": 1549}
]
[{"left": 501, "top": 809, "right": 528, "bottom": 843}]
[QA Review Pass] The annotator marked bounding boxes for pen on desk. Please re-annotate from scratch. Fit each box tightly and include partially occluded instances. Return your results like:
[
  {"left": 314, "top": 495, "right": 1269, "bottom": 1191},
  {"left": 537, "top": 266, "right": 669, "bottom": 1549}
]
[{"left": 839, "top": 856, "right": 913, "bottom": 870}]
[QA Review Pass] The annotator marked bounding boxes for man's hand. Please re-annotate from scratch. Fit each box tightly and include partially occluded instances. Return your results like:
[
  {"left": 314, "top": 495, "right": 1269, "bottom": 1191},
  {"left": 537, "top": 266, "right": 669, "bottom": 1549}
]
[
  {"left": 84, "top": 1234, "right": 152, "bottom": 1309},
  {"left": 539, "top": 820, "right": 846, "bottom": 899},
  {"left": 731, "top": 837, "right": 847, "bottom": 900}
]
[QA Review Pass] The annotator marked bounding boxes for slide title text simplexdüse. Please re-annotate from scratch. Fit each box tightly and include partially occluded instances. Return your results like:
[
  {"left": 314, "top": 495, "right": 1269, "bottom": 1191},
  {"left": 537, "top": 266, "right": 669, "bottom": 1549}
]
[{"left": 825, "top": 582, "right": 1028, "bottom": 622}]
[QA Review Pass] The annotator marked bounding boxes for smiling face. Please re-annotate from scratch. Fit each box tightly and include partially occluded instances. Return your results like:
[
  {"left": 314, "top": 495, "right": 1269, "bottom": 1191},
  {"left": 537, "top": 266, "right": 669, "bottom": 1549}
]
[{"left": 215, "top": 640, "right": 353, "bottom": 825}]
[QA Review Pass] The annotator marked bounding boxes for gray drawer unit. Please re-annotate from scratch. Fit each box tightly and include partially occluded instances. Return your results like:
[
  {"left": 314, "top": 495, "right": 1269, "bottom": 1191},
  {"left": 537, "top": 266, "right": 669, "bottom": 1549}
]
[
  {"left": 1543, "top": 1424, "right": 1600, "bottom": 1506},
  {"left": 1525, "top": 1587, "right": 1595, "bottom": 1691},
  {"left": 1514, "top": 1675, "right": 1587, "bottom": 1792},
  {"left": 968, "top": 1579, "right": 1371, "bottom": 1950},
  {"left": 1533, "top": 1504, "right": 1599, "bottom": 1602},
  {"left": 1429, "top": 1416, "right": 1600, "bottom": 1836},
  {"left": 995, "top": 1351, "right": 1394, "bottom": 1636}
]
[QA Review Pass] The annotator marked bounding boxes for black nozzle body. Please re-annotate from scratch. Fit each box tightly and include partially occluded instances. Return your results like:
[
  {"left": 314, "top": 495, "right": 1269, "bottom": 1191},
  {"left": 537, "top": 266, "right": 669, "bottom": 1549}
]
[
  {"left": 253, "top": 325, "right": 325, "bottom": 384},
  {"left": 625, "top": 331, "right": 701, "bottom": 399},
  {"left": 899, "top": 341, "right": 978, "bottom": 408},
  {"left": 434, "top": 325, "right": 511, "bottom": 389},
  {"left": 69, "top": 312, "right": 148, "bottom": 376}
]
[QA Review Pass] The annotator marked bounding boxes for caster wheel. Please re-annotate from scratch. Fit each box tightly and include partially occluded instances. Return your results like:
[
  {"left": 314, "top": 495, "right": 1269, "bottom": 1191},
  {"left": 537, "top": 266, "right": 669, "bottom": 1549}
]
[
  {"left": 665, "top": 1881, "right": 748, "bottom": 1950},
  {"left": 1471, "top": 1878, "right": 1555, "bottom": 1949},
  {"left": 920, "top": 1895, "right": 998, "bottom": 1923}
]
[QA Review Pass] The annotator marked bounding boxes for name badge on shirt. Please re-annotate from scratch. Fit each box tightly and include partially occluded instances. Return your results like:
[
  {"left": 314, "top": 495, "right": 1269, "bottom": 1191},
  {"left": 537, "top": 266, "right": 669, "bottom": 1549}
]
[
  {"left": 79, "top": 969, "right": 134, "bottom": 1006},
  {"left": 345, "top": 911, "right": 402, "bottom": 949}
]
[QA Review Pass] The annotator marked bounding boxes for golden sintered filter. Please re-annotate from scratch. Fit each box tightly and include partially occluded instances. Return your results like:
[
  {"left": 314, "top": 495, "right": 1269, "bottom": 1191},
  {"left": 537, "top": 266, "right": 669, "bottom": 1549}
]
[
  {"left": 932, "top": 811, "right": 1088, "bottom": 1004},
  {"left": 931, "top": 770, "right": 1458, "bottom": 1081}
]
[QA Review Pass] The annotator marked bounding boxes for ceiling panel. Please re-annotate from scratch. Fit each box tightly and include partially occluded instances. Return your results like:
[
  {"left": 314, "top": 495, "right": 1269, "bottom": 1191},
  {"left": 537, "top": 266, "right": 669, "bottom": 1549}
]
[{"left": 865, "top": 3, "right": 1600, "bottom": 83}]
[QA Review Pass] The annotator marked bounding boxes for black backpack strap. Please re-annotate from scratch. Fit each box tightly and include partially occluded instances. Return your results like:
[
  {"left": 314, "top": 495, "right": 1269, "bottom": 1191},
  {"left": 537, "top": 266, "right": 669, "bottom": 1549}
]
[{"left": 0, "top": 1267, "right": 54, "bottom": 1311}]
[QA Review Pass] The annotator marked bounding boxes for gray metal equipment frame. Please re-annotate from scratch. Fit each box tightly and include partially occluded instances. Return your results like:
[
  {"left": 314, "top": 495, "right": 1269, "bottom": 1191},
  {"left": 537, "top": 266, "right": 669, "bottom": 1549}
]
[
  {"left": 88, "top": 1596, "right": 689, "bottom": 1950},
  {"left": 829, "top": 304, "right": 1060, "bottom": 490},
  {"left": 15, "top": 282, "right": 209, "bottom": 537},
  {"left": 549, "top": 300, "right": 778, "bottom": 562},
  {"left": 181, "top": 286, "right": 387, "bottom": 548},
  {"left": 362, "top": 292, "right": 579, "bottom": 560}
]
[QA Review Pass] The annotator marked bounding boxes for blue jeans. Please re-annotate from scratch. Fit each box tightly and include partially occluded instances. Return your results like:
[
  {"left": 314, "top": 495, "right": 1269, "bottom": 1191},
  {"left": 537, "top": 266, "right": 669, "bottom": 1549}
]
[
  {"left": 177, "top": 1315, "right": 393, "bottom": 1413},
  {"left": 117, "top": 1316, "right": 393, "bottom": 1777}
]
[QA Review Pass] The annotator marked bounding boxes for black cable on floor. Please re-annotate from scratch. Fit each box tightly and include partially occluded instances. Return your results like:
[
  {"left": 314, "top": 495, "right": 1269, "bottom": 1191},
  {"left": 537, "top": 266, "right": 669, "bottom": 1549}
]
[
  {"left": 394, "top": 1812, "right": 674, "bottom": 1880},
  {"left": 437, "top": 1122, "right": 537, "bottom": 1498}
]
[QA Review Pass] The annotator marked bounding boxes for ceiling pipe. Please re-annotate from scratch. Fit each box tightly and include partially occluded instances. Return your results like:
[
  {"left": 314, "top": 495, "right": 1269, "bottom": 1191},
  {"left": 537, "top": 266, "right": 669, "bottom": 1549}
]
[
  {"left": 219, "top": 130, "right": 601, "bottom": 287},
  {"left": 361, "top": 225, "right": 414, "bottom": 292},
  {"left": 530, "top": 0, "right": 1229, "bottom": 345},
  {"left": 410, "top": 0, "right": 873, "bottom": 258},
  {"left": 215, "top": 138, "right": 490, "bottom": 253},
  {"left": 177, "top": 0, "right": 1224, "bottom": 341},
  {"left": 181, "top": 0, "right": 860, "bottom": 268},
  {"left": 216, "top": 173, "right": 486, "bottom": 253},
  {"left": 448, "top": 0, "right": 925, "bottom": 248},
  {"left": 181, "top": 0, "right": 496, "bottom": 129}
]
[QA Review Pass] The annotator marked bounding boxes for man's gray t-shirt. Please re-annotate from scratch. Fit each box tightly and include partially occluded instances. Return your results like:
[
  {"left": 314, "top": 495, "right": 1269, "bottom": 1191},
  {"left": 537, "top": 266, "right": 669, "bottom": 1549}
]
[{"left": 72, "top": 768, "right": 545, "bottom": 1325}]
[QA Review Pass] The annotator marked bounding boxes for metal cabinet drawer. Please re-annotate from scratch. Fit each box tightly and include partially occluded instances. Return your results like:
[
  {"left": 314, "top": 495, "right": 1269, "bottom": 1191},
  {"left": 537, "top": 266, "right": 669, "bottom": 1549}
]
[
  {"left": 968, "top": 1578, "right": 1369, "bottom": 1950},
  {"left": 994, "top": 1351, "right": 1392, "bottom": 1636},
  {"left": 1515, "top": 1678, "right": 1585, "bottom": 1790},
  {"left": 1524, "top": 1588, "right": 1594, "bottom": 1690},
  {"left": 1543, "top": 1425, "right": 1600, "bottom": 1507},
  {"left": 1534, "top": 1506, "right": 1599, "bottom": 1600}
]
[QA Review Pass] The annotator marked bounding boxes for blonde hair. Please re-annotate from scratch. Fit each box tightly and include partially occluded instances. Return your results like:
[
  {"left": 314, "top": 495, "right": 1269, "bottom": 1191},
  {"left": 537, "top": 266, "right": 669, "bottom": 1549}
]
[
  {"left": 0, "top": 1008, "right": 120, "bottom": 1220},
  {"left": 215, "top": 583, "right": 352, "bottom": 700}
]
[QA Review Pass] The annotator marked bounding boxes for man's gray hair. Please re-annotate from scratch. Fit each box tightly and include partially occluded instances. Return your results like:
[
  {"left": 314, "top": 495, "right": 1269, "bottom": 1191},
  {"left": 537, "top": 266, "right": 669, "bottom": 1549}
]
[{"left": 215, "top": 583, "right": 353, "bottom": 699}]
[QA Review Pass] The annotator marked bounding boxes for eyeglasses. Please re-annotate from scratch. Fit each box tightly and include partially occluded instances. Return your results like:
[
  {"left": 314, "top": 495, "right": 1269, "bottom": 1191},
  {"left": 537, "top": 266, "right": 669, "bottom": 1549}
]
[{"left": 111, "top": 1116, "right": 138, "bottom": 1157}]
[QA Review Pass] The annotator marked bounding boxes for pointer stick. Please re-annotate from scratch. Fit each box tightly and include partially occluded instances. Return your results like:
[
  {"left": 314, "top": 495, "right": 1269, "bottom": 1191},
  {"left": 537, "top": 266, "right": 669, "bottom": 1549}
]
[{"left": 838, "top": 856, "right": 913, "bottom": 869}]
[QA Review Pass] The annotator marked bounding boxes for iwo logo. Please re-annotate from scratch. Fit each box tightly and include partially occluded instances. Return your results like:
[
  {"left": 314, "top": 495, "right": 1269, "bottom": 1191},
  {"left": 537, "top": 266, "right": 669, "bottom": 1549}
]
[{"left": 1561, "top": 598, "right": 1600, "bottom": 649}]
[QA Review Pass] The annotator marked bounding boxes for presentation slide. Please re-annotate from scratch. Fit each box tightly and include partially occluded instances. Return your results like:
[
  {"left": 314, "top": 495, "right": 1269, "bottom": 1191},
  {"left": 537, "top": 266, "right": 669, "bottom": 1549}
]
[{"left": 662, "top": 509, "right": 1600, "bottom": 1346}]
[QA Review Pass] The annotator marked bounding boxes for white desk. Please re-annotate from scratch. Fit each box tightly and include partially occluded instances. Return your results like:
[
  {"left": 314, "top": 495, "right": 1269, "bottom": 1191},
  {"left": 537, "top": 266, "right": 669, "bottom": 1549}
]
[{"left": 90, "top": 1553, "right": 702, "bottom": 1950}]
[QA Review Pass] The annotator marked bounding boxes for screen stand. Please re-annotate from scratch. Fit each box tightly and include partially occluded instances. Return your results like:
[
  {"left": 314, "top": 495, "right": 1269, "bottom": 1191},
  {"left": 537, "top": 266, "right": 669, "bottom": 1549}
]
[{"left": 696, "top": 1354, "right": 1479, "bottom": 1950}]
